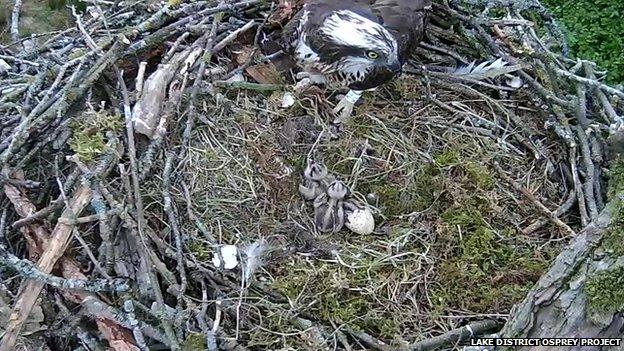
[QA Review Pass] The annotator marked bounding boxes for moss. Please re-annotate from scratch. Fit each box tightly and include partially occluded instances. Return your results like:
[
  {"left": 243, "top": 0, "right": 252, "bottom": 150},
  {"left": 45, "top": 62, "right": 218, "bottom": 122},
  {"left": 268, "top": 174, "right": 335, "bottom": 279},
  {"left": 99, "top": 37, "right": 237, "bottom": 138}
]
[
  {"left": 68, "top": 48, "right": 87, "bottom": 60},
  {"left": 289, "top": 154, "right": 307, "bottom": 173},
  {"left": 586, "top": 266, "right": 624, "bottom": 315},
  {"left": 601, "top": 212, "right": 624, "bottom": 257},
  {"left": 69, "top": 111, "right": 122, "bottom": 161},
  {"left": 608, "top": 157, "right": 624, "bottom": 199},
  {"left": 182, "top": 332, "right": 206, "bottom": 351},
  {"left": 432, "top": 199, "right": 554, "bottom": 312},
  {"left": 69, "top": 131, "right": 107, "bottom": 162},
  {"left": 186, "top": 240, "right": 211, "bottom": 262},
  {"left": 271, "top": 259, "right": 405, "bottom": 341},
  {"left": 434, "top": 149, "right": 460, "bottom": 168},
  {"left": 359, "top": 164, "right": 441, "bottom": 217},
  {"left": 464, "top": 162, "right": 495, "bottom": 190}
]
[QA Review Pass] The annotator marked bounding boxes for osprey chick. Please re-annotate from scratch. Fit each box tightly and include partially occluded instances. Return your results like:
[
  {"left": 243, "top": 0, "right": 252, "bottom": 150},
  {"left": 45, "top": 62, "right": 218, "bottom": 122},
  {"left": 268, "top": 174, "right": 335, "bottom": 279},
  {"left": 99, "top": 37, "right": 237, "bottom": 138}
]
[{"left": 281, "top": 0, "right": 431, "bottom": 123}]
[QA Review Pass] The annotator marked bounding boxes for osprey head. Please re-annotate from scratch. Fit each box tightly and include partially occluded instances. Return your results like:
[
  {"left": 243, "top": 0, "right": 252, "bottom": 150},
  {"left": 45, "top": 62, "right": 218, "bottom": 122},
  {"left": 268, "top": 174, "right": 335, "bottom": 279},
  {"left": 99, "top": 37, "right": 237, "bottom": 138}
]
[{"left": 316, "top": 9, "right": 402, "bottom": 90}]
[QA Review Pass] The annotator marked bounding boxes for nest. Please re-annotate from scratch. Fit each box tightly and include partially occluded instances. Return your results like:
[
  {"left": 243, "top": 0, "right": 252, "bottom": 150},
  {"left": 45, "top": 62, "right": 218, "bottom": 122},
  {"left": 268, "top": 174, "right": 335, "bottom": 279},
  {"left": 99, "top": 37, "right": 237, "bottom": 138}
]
[{"left": 0, "top": 0, "right": 623, "bottom": 350}]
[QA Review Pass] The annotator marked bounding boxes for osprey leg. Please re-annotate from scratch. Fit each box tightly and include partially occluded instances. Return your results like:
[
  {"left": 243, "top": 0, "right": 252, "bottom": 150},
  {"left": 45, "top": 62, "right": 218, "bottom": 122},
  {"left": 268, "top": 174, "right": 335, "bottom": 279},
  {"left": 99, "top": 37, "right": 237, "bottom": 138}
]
[{"left": 332, "top": 90, "right": 363, "bottom": 125}]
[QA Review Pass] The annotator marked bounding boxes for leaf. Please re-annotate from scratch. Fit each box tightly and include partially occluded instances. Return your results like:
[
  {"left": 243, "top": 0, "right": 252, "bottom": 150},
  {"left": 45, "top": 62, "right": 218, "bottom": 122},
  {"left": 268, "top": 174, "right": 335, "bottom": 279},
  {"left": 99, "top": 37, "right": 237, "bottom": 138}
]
[
  {"left": 233, "top": 46, "right": 282, "bottom": 84},
  {"left": 266, "top": 0, "right": 304, "bottom": 27}
]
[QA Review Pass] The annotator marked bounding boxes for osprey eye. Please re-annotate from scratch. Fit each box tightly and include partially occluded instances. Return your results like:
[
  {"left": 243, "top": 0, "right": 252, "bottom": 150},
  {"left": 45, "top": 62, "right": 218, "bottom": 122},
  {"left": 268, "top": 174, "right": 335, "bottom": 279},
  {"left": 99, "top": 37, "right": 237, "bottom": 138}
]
[{"left": 367, "top": 51, "right": 379, "bottom": 59}]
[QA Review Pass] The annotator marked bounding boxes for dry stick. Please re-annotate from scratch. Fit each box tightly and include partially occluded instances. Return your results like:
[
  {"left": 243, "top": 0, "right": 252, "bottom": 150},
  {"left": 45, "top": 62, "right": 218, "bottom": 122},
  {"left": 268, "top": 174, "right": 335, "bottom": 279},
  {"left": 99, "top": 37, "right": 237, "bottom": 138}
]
[
  {"left": 211, "top": 19, "right": 257, "bottom": 53},
  {"left": 162, "top": 152, "right": 188, "bottom": 299},
  {"left": 494, "top": 162, "right": 576, "bottom": 237},
  {"left": 10, "top": 0, "right": 21, "bottom": 45},
  {"left": 523, "top": 190, "right": 576, "bottom": 235},
  {"left": 574, "top": 79, "right": 599, "bottom": 221},
  {"left": 0, "top": 242, "right": 127, "bottom": 293},
  {"left": 0, "top": 184, "right": 92, "bottom": 351},
  {"left": 583, "top": 60, "right": 622, "bottom": 125},
  {"left": 554, "top": 66, "right": 624, "bottom": 100},
  {"left": 164, "top": 32, "right": 191, "bottom": 63},
  {"left": 183, "top": 15, "right": 221, "bottom": 148},
  {"left": 12, "top": 168, "right": 81, "bottom": 229},
  {"left": 575, "top": 125, "right": 599, "bottom": 221},
  {"left": 409, "top": 319, "right": 502, "bottom": 351},
  {"left": 212, "top": 81, "right": 284, "bottom": 91},
  {"left": 115, "top": 67, "right": 181, "bottom": 350},
  {"left": 569, "top": 147, "right": 589, "bottom": 227}
]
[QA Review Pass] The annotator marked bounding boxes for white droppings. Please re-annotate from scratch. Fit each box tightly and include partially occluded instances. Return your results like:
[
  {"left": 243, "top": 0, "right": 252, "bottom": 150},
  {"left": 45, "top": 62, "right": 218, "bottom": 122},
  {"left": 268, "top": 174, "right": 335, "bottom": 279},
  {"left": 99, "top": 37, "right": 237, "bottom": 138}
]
[
  {"left": 281, "top": 92, "right": 296, "bottom": 108},
  {"left": 212, "top": 245, "right": 239, "bottom": 270}
]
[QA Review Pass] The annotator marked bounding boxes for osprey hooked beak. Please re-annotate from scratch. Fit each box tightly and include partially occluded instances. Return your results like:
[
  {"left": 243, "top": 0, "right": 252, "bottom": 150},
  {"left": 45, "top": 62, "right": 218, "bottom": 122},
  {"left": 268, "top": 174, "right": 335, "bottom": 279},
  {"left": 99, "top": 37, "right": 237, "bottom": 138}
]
[{"left": 388, "top": 60, "right": 402, "bottom": 75}]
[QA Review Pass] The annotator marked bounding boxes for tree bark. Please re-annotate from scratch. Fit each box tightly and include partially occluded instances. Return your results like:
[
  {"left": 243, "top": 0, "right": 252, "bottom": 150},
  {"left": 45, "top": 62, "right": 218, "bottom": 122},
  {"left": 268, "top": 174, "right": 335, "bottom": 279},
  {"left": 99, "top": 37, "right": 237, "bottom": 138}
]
[{"left": 500, "top": 193, "right": 624, "bottom": 350}]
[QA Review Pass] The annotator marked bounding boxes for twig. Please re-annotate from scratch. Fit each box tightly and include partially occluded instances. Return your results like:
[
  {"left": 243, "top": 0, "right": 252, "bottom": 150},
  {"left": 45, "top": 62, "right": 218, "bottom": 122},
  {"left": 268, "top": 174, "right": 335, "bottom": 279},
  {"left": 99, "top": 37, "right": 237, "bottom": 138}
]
[
  {"left": 409, "top": 319, "right": 502, "bottom": 350},
  {"left": 212, "top": 81, "right": 284, "bottom": 91},
  {"left": 0, "top": 183, "right": 92, "bottom": 351},
  {"left": 162, "top": 152, "right": 188, "bottom": 299},
  {"left": 523, "top": 190, "right": 576, "bottom": 235},
  {"left": 0, "top": 243, "right": 127, "bottom": 292},
  {"left": 554, "top": 66, "right": 624, "bottom": 99},
  {"left": 494, "top": 162, "right": 576, "bottom": 237},
  {"left": 10, "top": 0, "right": 23, "bottom": 46},
  {"left": 115, "top": 66, "right": 181, "bottom": 350}
]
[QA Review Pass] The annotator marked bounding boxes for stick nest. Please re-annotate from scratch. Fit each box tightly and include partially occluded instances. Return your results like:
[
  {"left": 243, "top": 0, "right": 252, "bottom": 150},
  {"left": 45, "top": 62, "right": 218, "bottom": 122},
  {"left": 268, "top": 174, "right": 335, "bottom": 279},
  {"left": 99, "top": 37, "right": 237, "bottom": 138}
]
[{"left": 0, "top": 0, "right": 623, "bottom": 350}]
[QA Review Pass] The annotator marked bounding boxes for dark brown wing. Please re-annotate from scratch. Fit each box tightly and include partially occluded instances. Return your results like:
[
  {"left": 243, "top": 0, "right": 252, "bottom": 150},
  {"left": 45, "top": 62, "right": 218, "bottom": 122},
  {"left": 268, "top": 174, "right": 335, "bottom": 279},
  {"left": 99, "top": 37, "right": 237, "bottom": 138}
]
[
  {"left": 281, "top": 0, "right": 431, "bottom": 62},
  {"left": 369, "top": 0, "right": 431, "bottom": 62}
]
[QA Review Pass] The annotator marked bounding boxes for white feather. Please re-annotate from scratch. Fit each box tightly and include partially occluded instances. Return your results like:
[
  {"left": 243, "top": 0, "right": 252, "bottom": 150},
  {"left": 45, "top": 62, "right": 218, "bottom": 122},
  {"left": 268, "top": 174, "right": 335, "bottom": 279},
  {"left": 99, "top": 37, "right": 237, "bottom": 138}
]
[
  {"left": 242, "top": 239, "right": 267, "bottom": 282},
  {"left": 451, "top": 58, "right": 521, "bottom": 80}
]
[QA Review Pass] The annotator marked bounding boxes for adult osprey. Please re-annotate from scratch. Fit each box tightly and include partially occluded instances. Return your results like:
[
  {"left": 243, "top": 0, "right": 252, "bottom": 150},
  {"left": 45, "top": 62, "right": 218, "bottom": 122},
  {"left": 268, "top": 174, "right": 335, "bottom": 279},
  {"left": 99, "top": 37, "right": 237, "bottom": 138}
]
[{"left": 280, "top": 0, "right": 432, "bottom": 123}]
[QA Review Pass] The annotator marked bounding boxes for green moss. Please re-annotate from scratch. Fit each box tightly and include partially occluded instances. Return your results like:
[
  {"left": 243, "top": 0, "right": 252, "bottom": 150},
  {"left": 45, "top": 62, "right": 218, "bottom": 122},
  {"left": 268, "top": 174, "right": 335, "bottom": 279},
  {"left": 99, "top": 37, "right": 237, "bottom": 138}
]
[
  {"left": 69, "top": 111, "right": 122, "bottom": 161},
  {"left": 586, "top": 266, "right": 624, "bottom": 315},
  {"left": 601, "top": 211, "right": 624, "bottom": 258},
  {"left": 359, "top": 164, "right": 441, "bottom": 217},
  {"left": 186, "top": 240, "right": 211, "bottom": 262},
  {"left": 432, "top": 199, "right": 553, "bottom": 312},
  {"left": 464, "top": 162, "right": 494, "bottom": 190},
  {"left": 182, "top": 332, "right": 206, "bottom": 351},
  {"left": 272, "top": 259, "right": 406, "bottom": 340},
  {"left": 608, "top": 157, "right": 624, "bottom": 199},
  {"left": 434, "top": 149, "right": 461, "bottom": 168},
  {"left": 69, "top": 131, "right": 107, "bottom": 162},
  {"left": 68, "top": 48, "right": 87, "bottom": 60},
  {"left": 289, "top": 154, "right": 307, "bottom": 173}
]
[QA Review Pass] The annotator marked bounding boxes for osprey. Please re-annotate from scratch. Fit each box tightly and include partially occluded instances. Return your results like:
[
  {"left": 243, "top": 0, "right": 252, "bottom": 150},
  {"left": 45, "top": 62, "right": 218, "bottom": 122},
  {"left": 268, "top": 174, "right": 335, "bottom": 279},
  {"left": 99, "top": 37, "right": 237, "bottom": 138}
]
[{"left": 280, "top": 0, "right": 432, "bottom": 123}]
